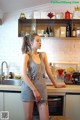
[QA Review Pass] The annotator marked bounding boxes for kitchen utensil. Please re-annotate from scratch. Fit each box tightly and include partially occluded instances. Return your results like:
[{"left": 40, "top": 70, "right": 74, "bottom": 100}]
[{"left": 65, "top": 11, "right": 72, "bottom": 19}]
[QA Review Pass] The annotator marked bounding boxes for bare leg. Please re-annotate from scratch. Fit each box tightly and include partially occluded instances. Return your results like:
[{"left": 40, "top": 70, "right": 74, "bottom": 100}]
[
  {"left": 22, "top": 101, "right": 34, "bottom": 120},
  {"left": 37, "top": 101, "right": 49, "bottom": 120}
]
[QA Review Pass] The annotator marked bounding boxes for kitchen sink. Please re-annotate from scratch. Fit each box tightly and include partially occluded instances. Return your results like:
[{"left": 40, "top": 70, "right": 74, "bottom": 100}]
[{"left": 0, "top": 79, "right": 22, "bottom": 86}]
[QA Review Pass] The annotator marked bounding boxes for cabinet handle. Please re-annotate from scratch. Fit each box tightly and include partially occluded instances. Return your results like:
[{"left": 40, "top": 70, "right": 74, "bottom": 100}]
[{"left": 48, "top": 98, "right": 61, "bottom": 101}]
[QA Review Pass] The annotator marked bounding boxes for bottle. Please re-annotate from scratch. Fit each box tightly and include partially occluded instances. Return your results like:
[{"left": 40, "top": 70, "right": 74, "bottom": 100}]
[
  {"left": 76, "top": 27, "right": 80, "bottom": 37},
  {"left": 72, "top": 25, "right": 76, "bottom": 37},
  {"left": 9, "top": 72, "right": 14, "bottom": 79},
  {"left": 66, "top": 24, "right": 71, "bottom": 37},
  {"left": 49, "top": 26, "right": 53, "bottom": 37},
  {"left": 46, "top": 26, "right": 49, "bottom": 36},
  {"left": 49, "top": 62, "right": 53, "bottom": 74}
]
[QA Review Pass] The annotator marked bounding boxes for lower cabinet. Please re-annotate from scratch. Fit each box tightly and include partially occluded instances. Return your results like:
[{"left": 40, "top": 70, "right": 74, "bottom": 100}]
[
  {"left": 1, "top": 91, "right": 80, "bottom": 120},
  {"left": 65, "top": 93, "right": 80, "bottom": 120},
  {"left": 0, "top": 92, "right": 3, "bottom": 111},
  {"left": 4, "top": 92, "right": 24, "bottom": 120}
]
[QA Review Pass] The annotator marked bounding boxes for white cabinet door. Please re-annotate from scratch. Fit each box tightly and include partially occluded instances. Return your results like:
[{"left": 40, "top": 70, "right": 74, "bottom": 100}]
[
  {"left": 0, "top": 92, "right": 3, "bottom": 111},
  {"left": 66, "top": 94, "right": 80, "bottom": 120},
  {"left": 5, "top": 92, "right": 24, "bottom": 120}
]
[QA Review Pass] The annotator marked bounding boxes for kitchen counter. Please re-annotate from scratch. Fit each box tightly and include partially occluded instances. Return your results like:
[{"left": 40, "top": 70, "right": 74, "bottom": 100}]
[
  {"left": 0, "top": 84, "right": 80, "bottom": 93},
  {"left": 0, "top": 85, "right": 21, "bottom": 92},
  {"left": 47, "top": 85, "right": 80, "bottom": 93}
]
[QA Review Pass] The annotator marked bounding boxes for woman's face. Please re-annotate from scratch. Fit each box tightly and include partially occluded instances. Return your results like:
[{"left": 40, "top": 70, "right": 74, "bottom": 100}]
[{"left": 31, "top": 35, "right": 41, "bottom": 50}]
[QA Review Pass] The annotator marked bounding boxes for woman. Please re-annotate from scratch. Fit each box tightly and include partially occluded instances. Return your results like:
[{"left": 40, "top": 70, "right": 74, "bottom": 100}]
[{"left": 21, "top": 33, "right": 66, "bottom": 120}]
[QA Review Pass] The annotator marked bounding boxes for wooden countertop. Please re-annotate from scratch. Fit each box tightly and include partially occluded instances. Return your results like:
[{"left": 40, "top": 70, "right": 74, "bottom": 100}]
[
  {"left": 47, "top": 85, "right": 80, "bottom": 93},
  {"left": 0, "top": 85, "right": 21, "bottom": 92},
  {"left": 0, "top": 85, "right": 80, "bottom": 93}
]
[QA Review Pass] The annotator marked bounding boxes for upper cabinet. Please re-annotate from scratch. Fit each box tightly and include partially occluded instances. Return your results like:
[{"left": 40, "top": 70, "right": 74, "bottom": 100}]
[{"left": 18, "top": 19, "right": 80, "bottom": 38}]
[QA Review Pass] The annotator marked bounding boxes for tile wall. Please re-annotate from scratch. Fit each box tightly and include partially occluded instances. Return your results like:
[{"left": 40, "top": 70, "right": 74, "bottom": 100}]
[{"left": 0, "top": 4, "right": 80, "bottom": 75}]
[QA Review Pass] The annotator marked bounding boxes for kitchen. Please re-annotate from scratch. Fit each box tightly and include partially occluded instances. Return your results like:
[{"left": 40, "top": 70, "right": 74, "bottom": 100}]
[{"left": 0, "top": 0, "right": 80, "bottom": 120}]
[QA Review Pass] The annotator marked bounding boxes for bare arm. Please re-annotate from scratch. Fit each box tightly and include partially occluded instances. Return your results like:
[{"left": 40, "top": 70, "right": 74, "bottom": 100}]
[
  {"left": 21, "top": 53, "right": 41, "bottom": 101},
  {"left": 42, "top": 52, "right": 66, "bottom": 88}
]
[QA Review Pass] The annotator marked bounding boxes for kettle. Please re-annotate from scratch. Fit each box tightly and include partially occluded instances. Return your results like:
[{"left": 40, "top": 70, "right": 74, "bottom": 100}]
[{"left": 65, "top": 11, "right": 72, "bottom": 19}]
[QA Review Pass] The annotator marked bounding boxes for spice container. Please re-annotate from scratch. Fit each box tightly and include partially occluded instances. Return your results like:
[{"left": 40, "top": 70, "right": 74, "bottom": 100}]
[
  {"left": 72, "top": 25, "right": 76, "bottom": 37},
  {"left": 76, "top": 28, "right": 80, "bottom": 37},
  {"left": 49, "top": 26, "right": 53, "bottom": 37}
]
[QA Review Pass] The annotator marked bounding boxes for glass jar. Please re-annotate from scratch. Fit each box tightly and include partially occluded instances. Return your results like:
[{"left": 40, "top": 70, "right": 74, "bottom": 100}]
[{"left": 76, "top": 28, "right": 80, "bottom": 37}]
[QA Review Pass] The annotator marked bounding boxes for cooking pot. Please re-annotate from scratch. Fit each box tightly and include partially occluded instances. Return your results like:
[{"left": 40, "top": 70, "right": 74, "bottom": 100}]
[{"left": 65, "top": 11, "right": 72, "bottom": 19}]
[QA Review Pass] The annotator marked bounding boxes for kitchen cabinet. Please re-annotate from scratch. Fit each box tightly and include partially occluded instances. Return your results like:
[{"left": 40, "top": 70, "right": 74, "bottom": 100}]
[
  {"left": 4, "top": 92, "right": 24, "bottom": 120},
  {"left": 18, "top": 19, "right": 80, "bottom": 38},
  {"left": 65, "top": 93, "right": 80, "bottom": 120},
  {"left": 0, "top": 92, "right": 3, "bottom": 111}
]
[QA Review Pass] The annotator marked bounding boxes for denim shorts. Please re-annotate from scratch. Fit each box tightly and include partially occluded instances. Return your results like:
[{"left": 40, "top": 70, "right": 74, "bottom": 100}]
[{"left": 21, "top": 81, "right": 47, "bottom": 102}]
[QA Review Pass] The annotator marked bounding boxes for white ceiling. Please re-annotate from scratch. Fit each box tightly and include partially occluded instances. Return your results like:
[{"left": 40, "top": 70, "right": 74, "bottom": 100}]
[
  {"left": 0, "top": 0, "right": 49, "bottom": 13},
  {"left": 0, "top": 0, "right": 80, "bottom": 14}
]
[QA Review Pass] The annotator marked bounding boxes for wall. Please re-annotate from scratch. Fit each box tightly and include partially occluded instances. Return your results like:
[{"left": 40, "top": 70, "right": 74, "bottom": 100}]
[
  {"left": 0, "top": 13, "right": 22, "bottom": 74},
  {"left": 0, "top": 3, "right": 80, "bottom": 75}
]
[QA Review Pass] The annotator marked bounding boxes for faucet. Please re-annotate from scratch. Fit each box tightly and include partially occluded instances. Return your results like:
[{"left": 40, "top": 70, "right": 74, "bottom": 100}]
[{"left": 1, "top": 61, "right": 9, "bottom": 80}]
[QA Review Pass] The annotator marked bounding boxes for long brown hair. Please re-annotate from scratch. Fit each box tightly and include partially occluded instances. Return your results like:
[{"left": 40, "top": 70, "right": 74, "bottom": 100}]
[{"left": 21, "top": 33, "right": 38, "bottom": 54}]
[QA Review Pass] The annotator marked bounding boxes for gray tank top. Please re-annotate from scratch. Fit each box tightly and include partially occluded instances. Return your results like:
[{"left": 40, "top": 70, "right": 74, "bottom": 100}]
[
  {"left": 27, "top": 52, "right": 47, "bottom": 100},
  {"left": 21, "top": 52, "right": 47, "bottom": 101},
  {"left": 27, "top": 52, "right": 45, "bottom": 82}
]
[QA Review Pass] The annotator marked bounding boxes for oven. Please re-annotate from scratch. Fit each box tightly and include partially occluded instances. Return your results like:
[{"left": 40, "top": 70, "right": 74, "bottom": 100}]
[
  {"left": 48, "top": 95, "right": 64, "bottom": 116},
  {"left": 33, "top": 95, "right": 64, "bottom": 118}
]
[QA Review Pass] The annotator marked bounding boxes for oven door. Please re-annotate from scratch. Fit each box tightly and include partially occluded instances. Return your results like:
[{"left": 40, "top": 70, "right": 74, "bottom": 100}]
[
  {"left": 33, "top": 95, "right": 64, "bottom": 117},
  {"left": 48, "top": 95, "right": 63, "bottom": 116}
]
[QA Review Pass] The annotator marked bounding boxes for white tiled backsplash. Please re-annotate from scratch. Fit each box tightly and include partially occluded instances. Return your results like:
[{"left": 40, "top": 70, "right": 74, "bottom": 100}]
[{"left": 0, "top": 4, "right": 80, "bottom": 75}]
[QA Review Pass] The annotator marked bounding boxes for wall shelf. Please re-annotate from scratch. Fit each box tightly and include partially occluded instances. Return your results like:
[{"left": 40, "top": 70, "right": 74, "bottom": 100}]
[{"left": 18, "top": 19, "right": 80, "bottom": 38}]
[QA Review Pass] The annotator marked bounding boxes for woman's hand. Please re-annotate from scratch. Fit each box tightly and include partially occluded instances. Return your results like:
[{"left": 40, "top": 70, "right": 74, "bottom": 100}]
[
  {"left": 33, "top": 89, "right": 41, "bottom": 102},
  {"left": 54, "top": 82, "right": 66, "bottom": 88}
]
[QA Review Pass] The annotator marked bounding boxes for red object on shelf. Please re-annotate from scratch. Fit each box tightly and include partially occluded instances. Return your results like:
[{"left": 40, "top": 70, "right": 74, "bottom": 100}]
[
  {"left": 65, "top": 11, "right": 72, "bottom": 19},
  {"left": 47, "top": 12, "right": 54, "bottom": 19}
]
